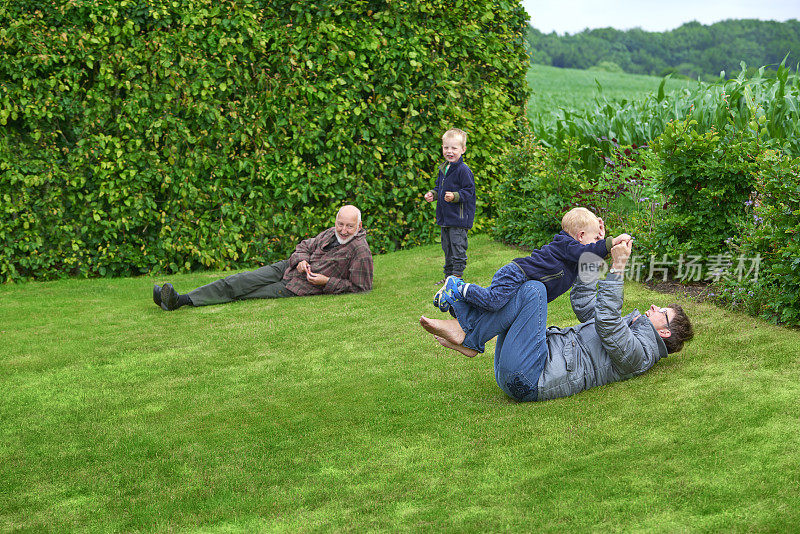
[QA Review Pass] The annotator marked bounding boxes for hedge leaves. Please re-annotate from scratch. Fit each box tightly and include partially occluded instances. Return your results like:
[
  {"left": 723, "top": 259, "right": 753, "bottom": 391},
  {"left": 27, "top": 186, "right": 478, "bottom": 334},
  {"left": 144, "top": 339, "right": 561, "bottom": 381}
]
[{"left": 0, "top": 0, "right": 529, "bottom": 281}]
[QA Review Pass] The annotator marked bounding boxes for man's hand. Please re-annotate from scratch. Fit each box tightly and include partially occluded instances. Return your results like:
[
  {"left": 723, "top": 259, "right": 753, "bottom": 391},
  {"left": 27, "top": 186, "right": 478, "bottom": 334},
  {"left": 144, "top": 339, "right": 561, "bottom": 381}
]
[
  {"left": 424, "top": 191, "right": 434, "bottom": 202},
  {"left": 443, "top": 191, "right": 455, "bottom": 202},
  {"left": 612, "top": 233, "right": 632, "bottom": 246},
  {"left": 296, "top": 260, "right": 311, "bottom": 274},
  {"left": 610, "top": 240, "right": 632, "bottom": 272},
  {"left": 306, "top": 270, "right": 329, "bottom": 286}
]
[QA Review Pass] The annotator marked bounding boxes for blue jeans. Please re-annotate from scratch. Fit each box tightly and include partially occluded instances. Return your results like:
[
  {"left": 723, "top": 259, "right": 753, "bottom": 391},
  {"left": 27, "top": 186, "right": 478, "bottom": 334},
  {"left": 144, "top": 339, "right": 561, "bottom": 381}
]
[
  {"left": 452, "top": 281, "right": 548, "bottom": 402},
  {"left": 463, "top": 262, "right": 528, "bottom": 312}
]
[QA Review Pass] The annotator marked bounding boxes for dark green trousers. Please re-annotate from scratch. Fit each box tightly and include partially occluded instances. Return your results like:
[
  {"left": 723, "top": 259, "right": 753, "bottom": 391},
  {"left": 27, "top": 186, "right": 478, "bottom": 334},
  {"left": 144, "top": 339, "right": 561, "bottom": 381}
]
[{"left": 187, "top": 259, "right": 294, "bottom": 306}]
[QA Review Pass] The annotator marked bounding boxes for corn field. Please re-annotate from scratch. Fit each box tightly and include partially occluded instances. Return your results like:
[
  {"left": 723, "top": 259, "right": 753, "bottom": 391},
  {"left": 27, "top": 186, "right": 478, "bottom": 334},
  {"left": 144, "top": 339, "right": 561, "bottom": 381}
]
[{"left": 530, "top": 59, "right": 800, "bottom": 165}]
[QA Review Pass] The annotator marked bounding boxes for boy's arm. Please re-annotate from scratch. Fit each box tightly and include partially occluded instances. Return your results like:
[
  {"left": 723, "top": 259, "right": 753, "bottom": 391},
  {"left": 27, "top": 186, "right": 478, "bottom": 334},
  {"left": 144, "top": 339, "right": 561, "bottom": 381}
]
[
  {"left": 450, "top": 166, "right": 475, "bottom": 205},
  {"left": 558, "top": 234, "right": 629, "bottom": 262},
  {"left": 557, "top": 237, "right": 613, "bottom": 263},
  {"left": 427, "top": 166, "right": 444, "bottom": 201}
]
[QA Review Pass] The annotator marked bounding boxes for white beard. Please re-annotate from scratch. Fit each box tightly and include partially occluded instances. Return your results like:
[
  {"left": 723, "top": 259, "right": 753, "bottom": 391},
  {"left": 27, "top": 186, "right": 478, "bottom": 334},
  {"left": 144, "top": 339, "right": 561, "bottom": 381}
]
[{"left": 335, "top": 231, "right": 356, "bottom": 245}]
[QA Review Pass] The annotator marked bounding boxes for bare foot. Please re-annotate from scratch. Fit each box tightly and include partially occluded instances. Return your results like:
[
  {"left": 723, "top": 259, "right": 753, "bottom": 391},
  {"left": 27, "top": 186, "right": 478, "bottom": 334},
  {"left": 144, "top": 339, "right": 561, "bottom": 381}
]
[
  {"left": 434, "top": 335, "right": 478, "bottom": 358},
  {"left": 419, "top": 315, "right": 466, "bottom": 345}
]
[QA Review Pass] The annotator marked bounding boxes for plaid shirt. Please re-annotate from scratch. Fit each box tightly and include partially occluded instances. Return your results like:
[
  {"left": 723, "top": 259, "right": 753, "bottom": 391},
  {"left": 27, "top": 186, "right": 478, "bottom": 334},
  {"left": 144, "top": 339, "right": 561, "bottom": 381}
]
[{"left": 283, "top": 227, "right": 373, "bottom": 296}]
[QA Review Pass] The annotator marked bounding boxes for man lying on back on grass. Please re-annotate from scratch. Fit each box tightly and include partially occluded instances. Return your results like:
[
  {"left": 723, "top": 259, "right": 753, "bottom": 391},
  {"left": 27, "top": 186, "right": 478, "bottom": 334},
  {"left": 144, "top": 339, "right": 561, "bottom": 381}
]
[
  {"left": 420, "top": 239, "right": 694, "bottom": 402},
  {"left": 153, "top": 205, "right": 374, "bottom": 311}
]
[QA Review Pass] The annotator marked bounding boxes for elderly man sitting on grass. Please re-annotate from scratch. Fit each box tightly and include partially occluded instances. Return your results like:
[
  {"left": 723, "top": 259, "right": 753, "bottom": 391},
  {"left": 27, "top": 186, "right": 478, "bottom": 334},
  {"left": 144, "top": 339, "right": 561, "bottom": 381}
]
[
  {"left": 154, "top": 205, "right": 373, "bottom": 311},
  {"left": 420, "top": 239, "right": 694, "bottom": 402}
]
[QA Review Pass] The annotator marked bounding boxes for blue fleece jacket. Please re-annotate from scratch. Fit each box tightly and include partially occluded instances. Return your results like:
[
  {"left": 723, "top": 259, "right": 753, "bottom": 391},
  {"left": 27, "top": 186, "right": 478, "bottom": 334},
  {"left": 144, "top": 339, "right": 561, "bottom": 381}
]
[
  {"left": 432, "top": 156, "right": 475, "bottom": 229},
  {"left": 512, "top": 231, "right": 612, "bottom": 302}
]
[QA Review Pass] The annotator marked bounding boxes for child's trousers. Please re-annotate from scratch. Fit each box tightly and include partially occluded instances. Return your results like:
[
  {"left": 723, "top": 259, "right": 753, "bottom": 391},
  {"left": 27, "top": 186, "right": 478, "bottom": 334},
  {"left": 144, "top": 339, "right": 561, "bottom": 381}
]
[
  {"left": 441, "top": 226, "right": 468, "bottom": 277},
  {"left": 463, "top": 262, "right": 528, "bottom": 312}
]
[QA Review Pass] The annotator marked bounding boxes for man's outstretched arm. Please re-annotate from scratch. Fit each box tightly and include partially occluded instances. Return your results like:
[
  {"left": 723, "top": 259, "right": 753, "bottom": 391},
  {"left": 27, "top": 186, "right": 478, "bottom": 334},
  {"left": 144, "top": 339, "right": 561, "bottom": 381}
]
[
  {"left": 570, "top": 272, "right": 599, "bottom": 323},
  {"left": 594, "top": 241, "right": 651, "bottom": 375}
]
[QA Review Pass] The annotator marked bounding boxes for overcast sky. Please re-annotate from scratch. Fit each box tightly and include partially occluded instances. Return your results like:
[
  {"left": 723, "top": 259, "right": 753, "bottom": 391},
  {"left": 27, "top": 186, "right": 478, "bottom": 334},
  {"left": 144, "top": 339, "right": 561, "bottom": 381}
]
[{"left": 521, "top": 0, "right": 800, "bottom": 35}]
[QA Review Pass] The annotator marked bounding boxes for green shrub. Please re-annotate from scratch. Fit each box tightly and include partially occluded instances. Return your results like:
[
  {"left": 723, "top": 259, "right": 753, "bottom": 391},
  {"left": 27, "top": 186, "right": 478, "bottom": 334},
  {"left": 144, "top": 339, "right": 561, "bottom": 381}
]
[
  {"left": 707, "top": 277, "right": 772, "bottom": 320},
  {"left": 576, "top": 140, "right": 660, "bottom": 220},
  {"left": 0, "top": 0, "right": 530, "bottom": 281},
  {"left": 648, "top": 119, "right": 759, "bottom": 259},
  {"left": 491, "top": 135, "right": 666, "bottom": 251},
  {"left": 584, "top": 142, "right": 667, "bottom": 253},
  {"left": 491, "top": 134, "right": 590, "bottom": 249},
  {"left": 730, "top": 151, "right": 800, "bottom": 325}
]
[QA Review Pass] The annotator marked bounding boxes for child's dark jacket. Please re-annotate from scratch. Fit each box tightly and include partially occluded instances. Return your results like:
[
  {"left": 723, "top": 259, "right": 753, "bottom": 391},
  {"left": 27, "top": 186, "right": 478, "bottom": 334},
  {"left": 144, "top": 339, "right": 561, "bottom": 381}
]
[
  {"left": 513, "top": 232, "right": 612, "bottom": 302},
  {"left": 432, "top": 157, "right": 475, "bottom": 229}
]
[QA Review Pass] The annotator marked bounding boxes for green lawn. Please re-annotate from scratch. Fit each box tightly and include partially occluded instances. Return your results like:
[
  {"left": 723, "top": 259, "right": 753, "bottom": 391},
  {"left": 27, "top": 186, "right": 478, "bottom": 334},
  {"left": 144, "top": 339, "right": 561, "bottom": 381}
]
[
  {"left": 2, "top": 235, "right": 799, "bottom": 531},
  {"left": 527, "top": 64, "right": 698, "bottom": 119}
]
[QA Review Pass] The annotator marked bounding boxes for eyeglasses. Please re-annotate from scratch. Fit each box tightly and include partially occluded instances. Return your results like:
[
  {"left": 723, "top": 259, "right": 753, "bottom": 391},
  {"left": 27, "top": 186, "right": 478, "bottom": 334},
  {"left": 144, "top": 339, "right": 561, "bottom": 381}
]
[{"left": 658, "top": 307, "right": 671, "bottom": 330}]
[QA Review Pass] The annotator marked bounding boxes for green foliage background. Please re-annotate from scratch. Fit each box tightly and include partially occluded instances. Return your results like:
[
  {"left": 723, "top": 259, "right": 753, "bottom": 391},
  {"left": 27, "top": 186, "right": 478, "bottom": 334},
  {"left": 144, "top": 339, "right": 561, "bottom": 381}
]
[
  {"left": 0, "top": 0, "right": 530, "bottom": 281},
  {"left": 649, "top": 119, "right": 759, "bottom": 259},
  {"left": 493, "top": 62, "right": 800, "bottom": 325},
  {"left": 736, "top": 151, "right": 800, "bottom": 325},
  {"left": 492, "top": 133, "right": 588, "bottom": 249}
]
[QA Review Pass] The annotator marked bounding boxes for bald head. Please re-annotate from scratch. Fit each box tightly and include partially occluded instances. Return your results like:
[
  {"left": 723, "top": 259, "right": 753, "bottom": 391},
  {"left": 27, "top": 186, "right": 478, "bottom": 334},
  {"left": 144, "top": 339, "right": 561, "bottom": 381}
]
[
  {"left": 337, "top": 205, "right": 361, "bottom": 224},
  {"left": 335, "top": 205, "right": 362, "bottom": 244}
]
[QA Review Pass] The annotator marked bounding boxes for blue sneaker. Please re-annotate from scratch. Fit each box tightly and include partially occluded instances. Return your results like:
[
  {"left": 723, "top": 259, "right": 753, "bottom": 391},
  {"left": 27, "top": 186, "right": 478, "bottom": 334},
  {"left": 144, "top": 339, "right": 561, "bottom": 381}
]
[
  {"left": 433, "top": 275, "right": 464, "bottom": 312},
  {"left": 433, "top": 286, "right": 449, "bottom": 312}
]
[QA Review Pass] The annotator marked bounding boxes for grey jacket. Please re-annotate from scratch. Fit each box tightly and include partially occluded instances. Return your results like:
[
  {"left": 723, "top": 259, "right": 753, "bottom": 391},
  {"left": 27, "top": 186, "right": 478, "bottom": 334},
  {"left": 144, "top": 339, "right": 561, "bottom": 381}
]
[{"left": 536, "top": 274, "right": 669, "bottom": 401}]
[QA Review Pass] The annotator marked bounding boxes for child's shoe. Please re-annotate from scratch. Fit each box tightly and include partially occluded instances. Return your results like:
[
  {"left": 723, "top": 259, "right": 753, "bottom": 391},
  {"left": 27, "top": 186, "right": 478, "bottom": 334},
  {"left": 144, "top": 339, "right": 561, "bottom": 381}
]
[
  {"left": 433, "top": 286, "right": 449, "bottom": 312},
  {"left": 433, "top": 275, "right": 464, "bottom": 312}
]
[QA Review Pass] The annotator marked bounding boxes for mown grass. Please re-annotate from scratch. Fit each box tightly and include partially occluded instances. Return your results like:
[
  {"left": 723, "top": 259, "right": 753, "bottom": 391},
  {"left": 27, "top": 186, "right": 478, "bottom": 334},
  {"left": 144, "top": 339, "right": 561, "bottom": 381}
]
[
  {"left": 2, "top": 235, "right": 799, "bottom": 532},
  {"left": 527, "top": 64, "right": 698, "bottom": 119}
]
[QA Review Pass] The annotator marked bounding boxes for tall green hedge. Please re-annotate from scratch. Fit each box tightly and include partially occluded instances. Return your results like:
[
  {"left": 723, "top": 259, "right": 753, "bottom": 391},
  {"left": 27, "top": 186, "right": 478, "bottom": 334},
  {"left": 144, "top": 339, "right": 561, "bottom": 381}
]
[{"left": 0, "top": 0, "right": 529, "bottom": 281}]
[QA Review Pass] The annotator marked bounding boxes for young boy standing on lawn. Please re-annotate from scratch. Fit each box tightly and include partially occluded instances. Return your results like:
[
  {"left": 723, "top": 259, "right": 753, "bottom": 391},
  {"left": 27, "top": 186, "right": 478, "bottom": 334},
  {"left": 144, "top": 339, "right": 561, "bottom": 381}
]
[
  {"left": 434, "top": 207, "right": 632, "bottom": 312},
  {"left": 424, "top": 128, "right": 476, "bottom": 284}
]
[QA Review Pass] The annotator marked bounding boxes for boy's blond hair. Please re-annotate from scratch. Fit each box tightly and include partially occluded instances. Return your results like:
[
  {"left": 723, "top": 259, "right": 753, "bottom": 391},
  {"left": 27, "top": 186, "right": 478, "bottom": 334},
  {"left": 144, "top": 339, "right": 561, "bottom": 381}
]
[
  {"left": 561, "top": 207, "right": 599, "bottom": 236},
  {"left": 442, "top": 128, "right": 467, "bottom": 149}
]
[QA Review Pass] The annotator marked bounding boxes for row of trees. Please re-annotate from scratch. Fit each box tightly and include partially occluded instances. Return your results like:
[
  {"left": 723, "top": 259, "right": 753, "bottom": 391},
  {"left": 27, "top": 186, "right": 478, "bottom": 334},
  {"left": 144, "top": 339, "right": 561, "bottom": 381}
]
[{"left": 527, "top": 19, "right": 800, "bottom": 79}]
